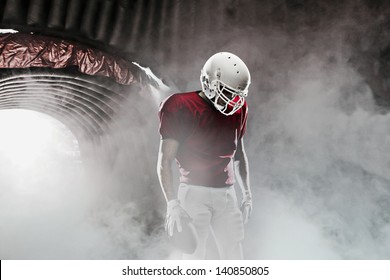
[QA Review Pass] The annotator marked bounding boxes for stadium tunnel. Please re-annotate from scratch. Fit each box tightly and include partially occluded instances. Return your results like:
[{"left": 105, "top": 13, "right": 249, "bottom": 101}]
[
  {"left": 2, "top": 0, "right": 390, "bottom": 260},
  {"left": 2, "top": 0, "right": 390, "bottom": 196}
]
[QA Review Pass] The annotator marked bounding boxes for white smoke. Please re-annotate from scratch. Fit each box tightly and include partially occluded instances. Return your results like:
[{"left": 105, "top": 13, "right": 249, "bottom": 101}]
[
  {"left": 0, "top": 109, "right": 168, "bottom": 259},
  {"left": 2, "top": 1, "right": 390, "bottom": 260},
  {"left": 243, "top": 47, "right": 390, "bottom": 259}
]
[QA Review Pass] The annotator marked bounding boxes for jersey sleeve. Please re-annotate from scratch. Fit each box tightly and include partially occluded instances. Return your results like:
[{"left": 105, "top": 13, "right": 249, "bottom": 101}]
[{"left": 158, "top": 94, "right": 192, "bottom": 142}]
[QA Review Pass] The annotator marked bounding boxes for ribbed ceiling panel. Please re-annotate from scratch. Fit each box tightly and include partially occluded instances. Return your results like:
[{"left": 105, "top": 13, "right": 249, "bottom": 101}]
[{"left": 0, "top": 70, "right": 134, "bottom": 140}]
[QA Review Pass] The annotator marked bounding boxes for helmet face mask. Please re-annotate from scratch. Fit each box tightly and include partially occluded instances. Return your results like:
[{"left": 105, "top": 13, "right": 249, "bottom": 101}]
[
  {"left": 200, "top": 52, "right": 250, "bottom": 116},
  {"left": 211, "top": 80, "right": 246, "bottom": 115}
]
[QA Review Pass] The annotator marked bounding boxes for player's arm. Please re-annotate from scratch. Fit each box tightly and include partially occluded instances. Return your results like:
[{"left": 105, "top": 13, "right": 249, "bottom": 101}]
[
  {"left": 157, "top": 138, "right": 191, "bottom": 235},
  {"left": 234, "top": 137, "right": 252, "bottom": 224},
  {"left": 157, "top": 138, "right": 179, "bottom": 203},
  {"left": 234, "top": 137, "right": 250, "bottom": 193}
]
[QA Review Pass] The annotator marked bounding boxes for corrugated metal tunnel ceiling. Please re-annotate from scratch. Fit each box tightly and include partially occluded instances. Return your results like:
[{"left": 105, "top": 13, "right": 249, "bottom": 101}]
[{"left": 0, "top": 31, "right": 143, "bottom": 141}]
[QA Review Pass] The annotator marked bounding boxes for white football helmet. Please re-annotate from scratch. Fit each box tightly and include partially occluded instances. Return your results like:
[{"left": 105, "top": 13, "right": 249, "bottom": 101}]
[{"left": 200, "top": 52, "right": 251, "bottom": 115}]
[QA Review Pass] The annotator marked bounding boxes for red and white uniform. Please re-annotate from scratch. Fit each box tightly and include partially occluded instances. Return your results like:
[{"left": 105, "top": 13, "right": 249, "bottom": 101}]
[
  {"left": 158, "top": 91, "right": 248, "bottom": 187},
  {"left": 159, "top": 91, "right": 248, "bottom": 259}
]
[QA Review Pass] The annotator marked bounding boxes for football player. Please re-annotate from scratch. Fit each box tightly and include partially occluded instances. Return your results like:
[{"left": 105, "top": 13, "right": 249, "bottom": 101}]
[{"left": 157, "top": 52, "right": 252, "bottom": 259}]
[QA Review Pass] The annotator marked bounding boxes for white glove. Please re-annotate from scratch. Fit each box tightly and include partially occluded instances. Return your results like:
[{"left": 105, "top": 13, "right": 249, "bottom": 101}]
[
  {"left": 165, "top": 199, "right": 191, "bottom": 236},
  {"left": 240, "top": 190, "right": 252, "bottom": 224}
]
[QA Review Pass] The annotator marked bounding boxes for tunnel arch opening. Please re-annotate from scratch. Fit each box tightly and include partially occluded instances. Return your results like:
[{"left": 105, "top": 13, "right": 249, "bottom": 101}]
[{"left": 0, "top": 108, "right": 82, "bottom": 193}]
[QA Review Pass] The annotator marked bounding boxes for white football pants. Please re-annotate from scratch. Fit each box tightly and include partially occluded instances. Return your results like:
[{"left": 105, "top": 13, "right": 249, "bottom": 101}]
[{"left": 177, "top": 183, "right": 244, "bottom": 259}]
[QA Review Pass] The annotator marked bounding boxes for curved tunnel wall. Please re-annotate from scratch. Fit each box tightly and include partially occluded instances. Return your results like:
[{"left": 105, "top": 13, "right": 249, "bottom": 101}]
[
  {"left": 0, "top": 72, "right": 123, "bottom": 139},
  {"left": 0, "top": 31, "right": 148, "bottom": 142},
  {"left": 0, "top": 66, "right": 157, "bottom": 203}
]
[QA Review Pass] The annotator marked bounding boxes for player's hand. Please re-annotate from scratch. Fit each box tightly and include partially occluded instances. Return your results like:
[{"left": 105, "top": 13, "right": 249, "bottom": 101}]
[
  {"left": 240, "top": 190, "right": 252, "bottom": 224},
  {"left": 165, "top": 199, "right": 191, "bottom": 236}
]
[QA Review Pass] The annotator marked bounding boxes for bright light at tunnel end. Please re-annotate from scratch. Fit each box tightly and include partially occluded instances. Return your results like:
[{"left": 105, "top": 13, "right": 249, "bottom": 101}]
[
  {"left": 0, "top": 109, "right": 80, "bottom": 173},
  {"left": 0, "top": 29, "right": 18, "bottom": 33}
]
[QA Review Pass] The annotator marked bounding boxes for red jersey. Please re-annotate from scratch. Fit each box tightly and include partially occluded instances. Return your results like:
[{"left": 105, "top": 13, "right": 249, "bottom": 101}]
[{"left": 158, "top": 91, "right": 248, "bottom": 187}]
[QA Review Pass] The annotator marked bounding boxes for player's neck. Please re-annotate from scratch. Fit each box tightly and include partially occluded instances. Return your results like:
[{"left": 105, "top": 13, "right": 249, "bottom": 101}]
[{"left": 198, "top": 91, "right": 213, "bottom": 105}]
